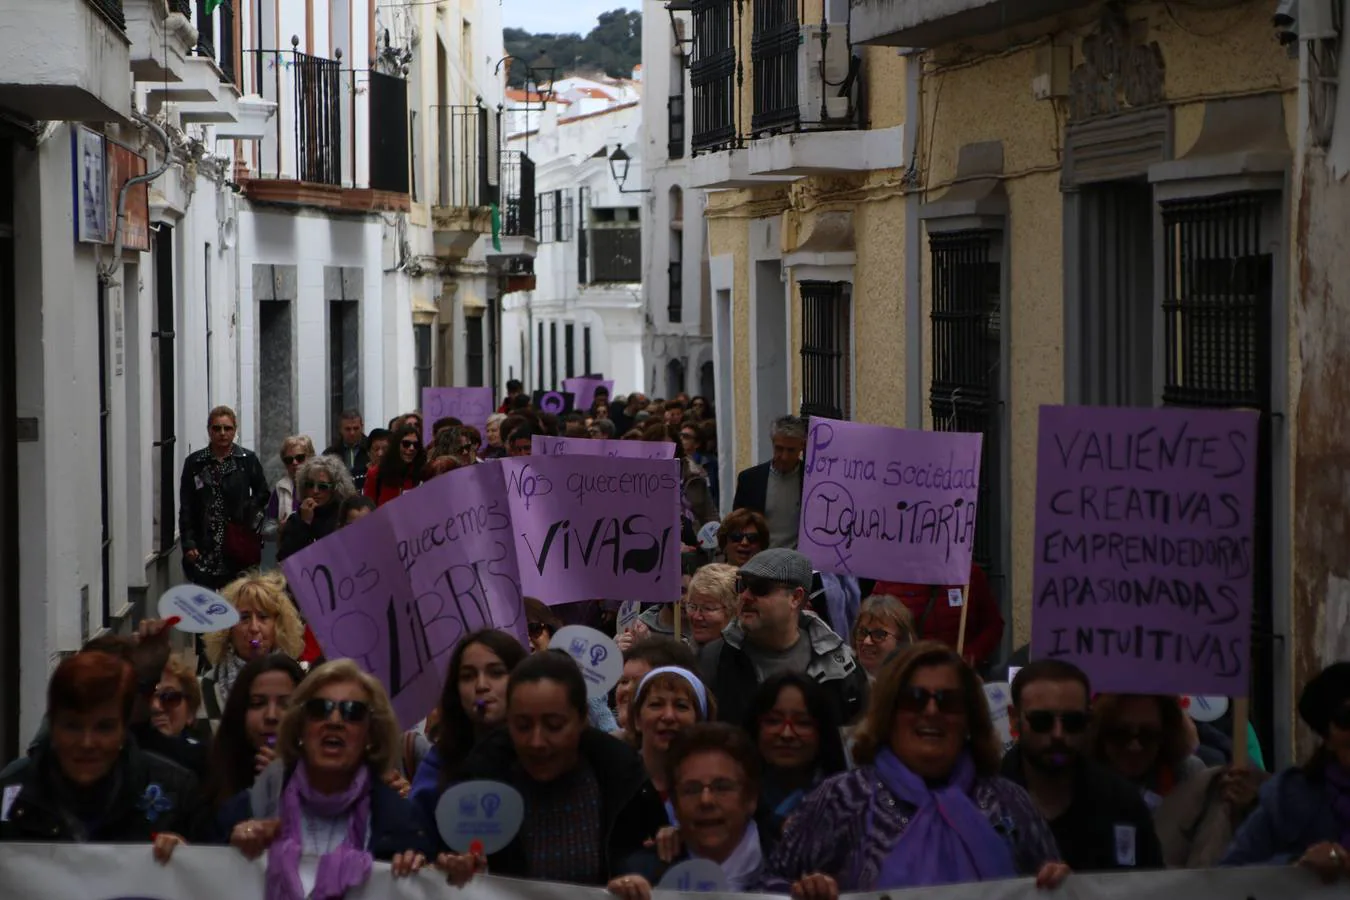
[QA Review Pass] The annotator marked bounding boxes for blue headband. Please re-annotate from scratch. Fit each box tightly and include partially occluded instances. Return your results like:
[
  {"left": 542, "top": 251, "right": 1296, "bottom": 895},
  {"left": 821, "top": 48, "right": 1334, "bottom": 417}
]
[{"left": 636, "top": 666, "right": 709, "bottom": 718}]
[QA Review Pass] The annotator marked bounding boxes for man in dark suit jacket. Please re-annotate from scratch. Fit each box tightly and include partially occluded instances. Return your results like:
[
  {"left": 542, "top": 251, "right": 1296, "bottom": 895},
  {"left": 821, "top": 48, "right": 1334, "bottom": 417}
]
[{"left": 732, "top": 414, "right": 807, "bottom": 548}]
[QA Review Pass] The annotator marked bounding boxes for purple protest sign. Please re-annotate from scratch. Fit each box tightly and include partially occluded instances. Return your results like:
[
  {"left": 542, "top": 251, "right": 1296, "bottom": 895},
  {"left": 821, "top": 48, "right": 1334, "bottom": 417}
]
[
  {"left": 534, "top": 435, "right": 676, "bottom": 460},
  {"left": 562, "top": 377, "right": 615, "bottom": 411},
  {"left": 421, "top": 387, "right": 495, "bottom": 445},
  {"left": 279, "top": 513, "right": 441, "bottom": 730},
  {"left": 502, "top": 455, "right": 682, "bottom": 605},
  {"left": 389, "top": 463, "right": 528, "bottom": 650},
  {"left": 1031, "top": 405, "right": 1258, "bottom": 697},
  {"left": 797, "top": 418, "right": 982, "bottom": 585}
]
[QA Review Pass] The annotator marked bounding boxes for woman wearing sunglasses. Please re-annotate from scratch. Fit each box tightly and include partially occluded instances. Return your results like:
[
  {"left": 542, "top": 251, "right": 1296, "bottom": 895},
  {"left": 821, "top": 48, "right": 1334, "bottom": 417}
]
[
  {"left": 1088, "top": 693, "right": 1205, "bottom": 811},
  {"left": 261, "top": 435, "right": 315, "bottom": 544},
  {"left": 758, "top": 642, "right": 1066, "bottom": 900},
  {"left": 411, "top": 629, "right": 528, "bottom": 823},
  {"left": 149, "top": 654, "right": 204, "bottom": 742},
  {"left": 276, "top": 455, "right": 357, "bottom": 562},
  {"left": 363, "top": 423, "right": 425, "bottom": 508},
  {"left": 220, "top": 659, "right": 434, "bottom": 894},
  {"left": 718, "top": 509, "right": 769, "bottom": 567}
]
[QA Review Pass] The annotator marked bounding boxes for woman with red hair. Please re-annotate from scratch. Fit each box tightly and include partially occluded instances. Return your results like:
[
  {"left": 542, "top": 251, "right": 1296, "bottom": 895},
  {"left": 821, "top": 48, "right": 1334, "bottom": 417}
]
[{"left": 0, "top": 651, "right": 205, "bottom": 858}]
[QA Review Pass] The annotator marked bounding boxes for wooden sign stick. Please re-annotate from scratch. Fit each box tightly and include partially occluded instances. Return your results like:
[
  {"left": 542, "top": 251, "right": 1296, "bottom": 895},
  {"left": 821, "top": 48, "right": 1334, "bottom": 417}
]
[{"left": 955, "top": 583, "right": 972, "bottom": 659}]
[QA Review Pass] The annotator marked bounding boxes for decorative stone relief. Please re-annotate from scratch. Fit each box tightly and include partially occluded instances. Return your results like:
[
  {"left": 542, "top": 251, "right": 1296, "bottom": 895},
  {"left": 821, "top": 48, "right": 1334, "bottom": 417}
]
[{"left": 1068, "top": 4, "right": 1165, "bottom": 121}]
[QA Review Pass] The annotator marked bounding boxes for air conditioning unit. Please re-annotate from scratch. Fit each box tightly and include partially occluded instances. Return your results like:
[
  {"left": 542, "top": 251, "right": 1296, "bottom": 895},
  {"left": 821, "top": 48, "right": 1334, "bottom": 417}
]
[{"left": 798, "top": 24, "right": 854, "bottom": 127}]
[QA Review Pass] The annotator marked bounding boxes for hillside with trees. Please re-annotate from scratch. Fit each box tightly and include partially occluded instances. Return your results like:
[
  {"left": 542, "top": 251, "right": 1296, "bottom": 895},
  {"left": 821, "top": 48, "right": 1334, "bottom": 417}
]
[{"left": 503, "top": 9, "right": 642, "bottom": 86}]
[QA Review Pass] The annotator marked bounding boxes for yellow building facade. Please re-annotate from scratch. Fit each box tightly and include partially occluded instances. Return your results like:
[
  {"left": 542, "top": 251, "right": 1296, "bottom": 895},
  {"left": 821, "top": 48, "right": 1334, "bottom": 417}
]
[{"left": 692, "top": 0, "right": 1309, "bottom": 762}]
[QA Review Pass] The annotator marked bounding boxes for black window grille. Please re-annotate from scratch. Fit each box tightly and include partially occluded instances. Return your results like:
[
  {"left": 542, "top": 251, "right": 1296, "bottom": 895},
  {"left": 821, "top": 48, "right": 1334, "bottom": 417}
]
[
  {"left": 92, "top": 0, "right": 127, "bottom": 30},
  {"left": 751, "top": 0, "right": 799, "bottom": 133},
  {"left": 152, "top": 225, "right": 177, "bottom": 556},
  {"left": 368, "top": 71, "right": 410, "bottom": 194},
  {"left": 1160, "top": 192, "right": 1274, "bottom": 753},
  {"left": 501, "top": 151, "right": 536, "bottom": 238},
  {"left": 466, "top": 314, "right": 485, "bottom": 387},
  {"left": 929, "top": 230, "right": 1002, "bottom": 594},
  {"left": 577, "top": 187, "right": 590, "bottom": 283},
  {"left": 691, "top": 0, "right": 736, "bottom": 152},
  {"left": 537, "top": 190, "right": 573, "bottom": 243},
  {"left": 294, "top": 51, "right": 342, "bottom": 186},
  {"left": 668, "top": 94, "right": 686, "bottom": 159},
  {"left": 589, "top": 229, "right": 642, "bottom": 283},
  {"left": 195, "top": 0, "right": 216, "bottom": 67},
  {"left": 668, "top": 261, "right": 683, "bottom": 323},
  {"left": 414, "top": 323, "right": 432, "bottom": 396},
  {"left": 565, "top": 323, "right": 575, "bottom": 378},
  {"left": 217, "top": 0, "right": 237, "bottom": 85},
  {"left": 799, "top": 281, "right": 851, "bottom": 420},
  {"left": 583, "top": 326, "right": 593, "bottom": 375},
  {"left": 549, "top": 322, "right": 559, "bottom": 389},
  {"left": 537, "top": 321, "right": 545, "bottom": 391}
]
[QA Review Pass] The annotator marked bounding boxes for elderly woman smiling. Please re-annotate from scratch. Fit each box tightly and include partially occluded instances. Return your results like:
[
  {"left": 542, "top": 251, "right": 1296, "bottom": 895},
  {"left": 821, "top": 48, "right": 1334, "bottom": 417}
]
[
  {"left": 852, "top": 595, "right": 918, "bottom": 680},
  {"left": 685, "top": 563, "right": 738, "bottom": 648},
  {"left": 757, "top": 642, "right": 1066, "bottom": 900},
  {"left": 219, "top": 659, "right": 433, "bottom": 898}
]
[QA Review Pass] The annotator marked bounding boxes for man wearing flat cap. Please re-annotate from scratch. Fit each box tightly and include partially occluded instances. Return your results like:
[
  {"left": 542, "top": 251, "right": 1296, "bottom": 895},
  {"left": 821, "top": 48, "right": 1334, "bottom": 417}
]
[
  {"left": 698, "top": 548, "right": 868, "bottom": 725},
  {"left": 1220, "top": 661, "right": 1350, "bottom": 880}
]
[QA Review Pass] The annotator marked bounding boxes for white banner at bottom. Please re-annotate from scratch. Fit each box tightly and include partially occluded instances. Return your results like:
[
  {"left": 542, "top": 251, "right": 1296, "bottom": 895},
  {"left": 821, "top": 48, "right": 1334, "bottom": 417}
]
[{"left": 0, "top": 842, "right": 1342, "bottom": 900}]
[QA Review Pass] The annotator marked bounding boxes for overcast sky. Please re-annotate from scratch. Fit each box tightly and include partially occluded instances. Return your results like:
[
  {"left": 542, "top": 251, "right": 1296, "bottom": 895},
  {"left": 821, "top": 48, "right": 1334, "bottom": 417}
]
[{"left": 501, "top": 0, "right": 636, "bottom": 36}]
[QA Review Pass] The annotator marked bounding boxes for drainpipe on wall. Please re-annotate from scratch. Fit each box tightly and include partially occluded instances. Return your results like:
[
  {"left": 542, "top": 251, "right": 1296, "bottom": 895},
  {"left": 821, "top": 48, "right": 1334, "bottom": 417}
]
[
  {"left": 903, "top": 53, "right": 923, "bottom": 430},
  {"left": 99, "top": 111, "right": 174, "bottom": 286}
]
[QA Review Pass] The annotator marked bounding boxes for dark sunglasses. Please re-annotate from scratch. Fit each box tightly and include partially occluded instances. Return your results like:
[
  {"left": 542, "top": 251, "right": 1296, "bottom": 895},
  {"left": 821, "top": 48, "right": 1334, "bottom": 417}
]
[
  {"left": 1024, "top": 710, "right": 1090, "bottom": 735},
  {"left": 896, "top": 685, "right": 965, "bottom": 715},
  {"left": 727, "top": 531, "right": 761, "bottom": 545},
  {"left": 304, "top": 698, "right": 370, "bottom": 723},
  {"left": 283, "top": 454, "right": 307, "bottom": 465},
  {"left": 736, "top": 574, "right": 787, "bottom": 597},
  {"left": 1103, "top": 725, "right": 1161, "bottom": 748},
  {"left": 154, "top": 689, "right": 186, "bottom": 710},
  {"left": 401, "top": 440, "right": 420, "bottom": 449},
  {"left": 302, "top": 480, "right": 334, "bottom": 492}
]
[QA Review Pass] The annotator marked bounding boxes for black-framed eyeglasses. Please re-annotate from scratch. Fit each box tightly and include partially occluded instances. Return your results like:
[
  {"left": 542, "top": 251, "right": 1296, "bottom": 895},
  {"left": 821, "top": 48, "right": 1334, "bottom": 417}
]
[
  {"left": 283, "top": 454, "right": 307, "bottom": 465},
  {"left": 855, "top": 627, "right": 899, "bottom": 645},
  {"left": 1023, "top": 710, "right": 1090, "bottom": 735},
  {"left": 302, "top": 480, "right": 334, "bottom": 492},
  {"left": 303, "top": 698, "right": 370, "bottom": 723},
  {"left": 896, "top": 685, "right": 965, "bottom": 715},
  {"left": 736, "top": 575, "right": 789, "bottom": 597}
]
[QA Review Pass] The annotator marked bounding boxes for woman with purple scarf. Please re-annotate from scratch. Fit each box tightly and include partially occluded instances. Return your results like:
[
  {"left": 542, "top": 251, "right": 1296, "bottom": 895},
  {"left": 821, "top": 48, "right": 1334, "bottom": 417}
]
[
  {"left": 1221, "top": 661, "right": 1350, "bottom": 881},
  {"left": 217, "top": 659, "right": 434, "bottom": 899},
  {"left": 756, "top": 642, "right": 1068, "bottom": 900}
]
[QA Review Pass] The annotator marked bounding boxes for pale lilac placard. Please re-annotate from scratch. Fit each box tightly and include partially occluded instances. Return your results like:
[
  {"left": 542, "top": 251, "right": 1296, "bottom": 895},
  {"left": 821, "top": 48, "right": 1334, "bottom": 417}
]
[
  {"left": 534, "top": 435, "right": 676, "bottom": 460},
  {"left": 797, "top": 417, "right": 982, "bottom": 585},
  {"left": 280, "top": 512, "right": 440, "bottom": 730},
  {"left": 1031, "top": 404, "right": 1258, "bottom": 697},
  {"left": 502, "top": 455, "right": 683, "bottom": 605},
  {"left": 421, "top": 387, "right": 495, "bottom": 445},
  {"left": 562, "top": 377, "right": 614, "bottom": 410}
]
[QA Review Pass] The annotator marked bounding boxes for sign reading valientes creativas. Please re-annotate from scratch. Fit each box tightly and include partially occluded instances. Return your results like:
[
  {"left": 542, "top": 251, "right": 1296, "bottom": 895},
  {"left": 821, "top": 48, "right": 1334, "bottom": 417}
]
[
  {"left": 1031, "top": 405, "right": 1258, "bottom": 697},
  {"left": 797, "top": 418, "right": 982, "bottom": 585},
  {"left": 502, "top": 455, "right": 683, "bottom": 605}
]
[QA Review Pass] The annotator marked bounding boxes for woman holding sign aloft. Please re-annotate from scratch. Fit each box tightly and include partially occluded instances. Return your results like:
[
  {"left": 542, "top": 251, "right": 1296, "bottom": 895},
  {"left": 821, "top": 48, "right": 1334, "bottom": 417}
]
[
  {"left": 757, "top": 642, "right": 1066, "bottom": 900},
  {"left": 1221, "top": 662, "right": 1350, "bottom": 881},
  {"left": 217, "top": 660, "right": 434, "bottom": 898}
]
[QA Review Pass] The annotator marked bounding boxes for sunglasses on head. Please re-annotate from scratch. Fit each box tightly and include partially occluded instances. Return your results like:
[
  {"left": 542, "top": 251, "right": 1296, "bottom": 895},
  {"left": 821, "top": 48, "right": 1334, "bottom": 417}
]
[
  {"left": 1024, "top": 710, "right": 1090, "bottom": 735},
  {"left": 283, "top": 454, "right": 307, "bottom": 465},
  {"left": 302, "top": 480, "right": 334, "bottom": 492},
  {"left": 304, "top": 698, "right": 370, "bottom": 723},
  {"left": 896, "top": 685, "right": 965, "bottom": 715},
  {"left": 154, "top": 689, "right": 186, "bottom": 710},
  {"left": 727, "top": 531, "right": 761, "bottom": 545}
]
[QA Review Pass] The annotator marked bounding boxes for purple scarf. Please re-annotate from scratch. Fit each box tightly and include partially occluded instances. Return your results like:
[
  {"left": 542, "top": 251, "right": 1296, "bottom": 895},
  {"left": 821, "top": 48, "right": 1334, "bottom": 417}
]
[
  {"left": 1326, "top": 762, "right": 1350, "bottom": 848},
  {"left": 265, "top": 762, "right": 373, "bottom": 900},
  {"left": 871, "top": 749, "right": 1016, "bottom": 889}
]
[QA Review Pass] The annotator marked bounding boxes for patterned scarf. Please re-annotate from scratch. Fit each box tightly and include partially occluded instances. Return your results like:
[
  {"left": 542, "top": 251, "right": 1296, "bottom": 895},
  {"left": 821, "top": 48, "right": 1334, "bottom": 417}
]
[
  {"left": 212, "top": 652, "right": 248, "bottom": 710},
  {"left": 265, "top": 761, "right": 373, "bottom": 900}
]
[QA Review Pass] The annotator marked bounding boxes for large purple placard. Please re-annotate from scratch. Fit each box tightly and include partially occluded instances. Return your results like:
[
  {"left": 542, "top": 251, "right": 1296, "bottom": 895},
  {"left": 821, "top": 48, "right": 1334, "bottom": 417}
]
[
  {"left": 534, "top": 435, "right": 675, "bottom": 460},
  {"left": 1031, "top": 405, "right": 1258, "bottom": 697},
  {"left": 797, "top": 418, "right": 982, "bottom": 585},
  {"left": 502, "top": 455, "right": 682, "bottom": 605},
  {"left": 421, "top": 387, "right": 495, "bottom": 445},
  {"left": 562, "top": 377, "right": 614, "bottom": 410}
]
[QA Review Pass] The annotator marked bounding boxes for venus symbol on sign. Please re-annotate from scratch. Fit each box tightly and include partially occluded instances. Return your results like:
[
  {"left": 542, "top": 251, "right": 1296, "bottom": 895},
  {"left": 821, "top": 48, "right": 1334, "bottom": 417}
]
[
  {"left": 481, "top": 793, "right": 501, "bottom": 818},
  {"left": 589, "top": 644, "right": 608, "bottom": 666}
]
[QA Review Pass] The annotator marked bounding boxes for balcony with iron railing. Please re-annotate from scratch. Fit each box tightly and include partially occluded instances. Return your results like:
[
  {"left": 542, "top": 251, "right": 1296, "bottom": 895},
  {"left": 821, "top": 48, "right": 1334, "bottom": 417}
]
[
  {"left": 429, "top": 102, "right": 498, "bottom": 257},
  {"left": 849, "top": 0, "right": 1094, "bottom": 48},
  {"left": 489, "top": 149, "right": 538, "bottom": 259},
  {"left": 238, "top": 41, "right": 410, "bottom": 213}
]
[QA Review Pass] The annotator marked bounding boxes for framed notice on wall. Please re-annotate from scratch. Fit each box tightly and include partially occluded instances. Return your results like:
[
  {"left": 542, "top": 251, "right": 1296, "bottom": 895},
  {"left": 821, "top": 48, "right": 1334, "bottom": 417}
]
[
  {"left": 105, "top": 140, "right": 149, "bottom": 252},
  {"left": 72, "top": 126, "right": 108, "bottom": 245}
]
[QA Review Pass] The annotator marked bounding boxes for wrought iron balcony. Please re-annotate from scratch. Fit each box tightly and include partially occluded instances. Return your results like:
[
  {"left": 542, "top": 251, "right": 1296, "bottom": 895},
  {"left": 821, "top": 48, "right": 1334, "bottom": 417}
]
[
  {"left": 432, "top": 103, "right": 498, "bottom": 208},
  {"left": 500, "top": 151, "right": 536, "bottom": 239},
  {"left": 751, "top": 0, "right": 799, "bottom": 133},
  {"left": 192, "top": 0, "right": 237, "bottom": 84},
  {"left": 690, "top": 0, "right": 737, "bottom": 153}
]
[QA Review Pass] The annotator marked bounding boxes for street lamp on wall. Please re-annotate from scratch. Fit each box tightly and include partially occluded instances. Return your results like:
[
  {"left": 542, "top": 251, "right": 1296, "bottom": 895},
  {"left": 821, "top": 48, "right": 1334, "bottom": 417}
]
[
  {"left": 607, "top": 146, "right": 650, "bottom": 194},
  {"left": 666, "top": 0, "right": 696, "bottom": 69}
]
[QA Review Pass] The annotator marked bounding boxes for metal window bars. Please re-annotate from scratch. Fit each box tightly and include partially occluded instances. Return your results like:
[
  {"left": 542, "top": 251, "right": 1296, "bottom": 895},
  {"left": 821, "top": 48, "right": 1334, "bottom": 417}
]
[{"left": 799, "top": 280, "right": 850, "bottom": 420}]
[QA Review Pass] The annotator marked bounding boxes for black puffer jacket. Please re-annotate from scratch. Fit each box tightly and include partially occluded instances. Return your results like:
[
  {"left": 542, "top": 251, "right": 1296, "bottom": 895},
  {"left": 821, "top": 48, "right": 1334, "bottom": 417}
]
[
  {"left": 276, "top": 501, "right": 342, "bottom": 562},
  {"left": 0, "top": 737, "right": 207, "bottom": 843}
]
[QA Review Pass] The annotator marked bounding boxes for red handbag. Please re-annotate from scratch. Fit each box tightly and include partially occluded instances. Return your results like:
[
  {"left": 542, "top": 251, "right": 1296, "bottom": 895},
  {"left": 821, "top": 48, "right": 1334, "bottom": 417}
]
[{"left": 223, "top": 521, "right": 262, "bottom": 568}]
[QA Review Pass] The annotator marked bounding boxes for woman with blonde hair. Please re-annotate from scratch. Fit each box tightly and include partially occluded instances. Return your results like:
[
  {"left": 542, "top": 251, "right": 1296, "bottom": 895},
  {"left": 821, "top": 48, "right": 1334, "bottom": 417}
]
[
  {"left": 262, "top": 435, "right": 316, "bottom": 542},
  {"left": 852, "top": 594, "right": 918, "bottom": 680},
  {"left": 218, "top": 659, "right": 433, "bottom": 895},
  {"left": 685, "top": 563, "right": 738, "bottom": 648},
  {"left": 200, "top": 571, "right": 306, "bottom": 723}
]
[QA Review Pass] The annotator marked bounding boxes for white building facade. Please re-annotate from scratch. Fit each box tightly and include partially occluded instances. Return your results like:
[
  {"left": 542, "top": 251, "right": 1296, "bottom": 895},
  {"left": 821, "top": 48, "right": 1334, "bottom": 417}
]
[
  {"left": 639, "top": 0, "right": 713, "bottom": 400},
  {"left": 499, "top": 98, "right": 646, "bottom": 396}
]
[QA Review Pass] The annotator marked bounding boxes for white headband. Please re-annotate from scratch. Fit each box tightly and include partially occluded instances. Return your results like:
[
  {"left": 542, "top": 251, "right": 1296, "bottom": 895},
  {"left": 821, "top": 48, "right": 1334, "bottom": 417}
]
[{"left": 636, "top": 666, "right": 709, "bottom": 718}]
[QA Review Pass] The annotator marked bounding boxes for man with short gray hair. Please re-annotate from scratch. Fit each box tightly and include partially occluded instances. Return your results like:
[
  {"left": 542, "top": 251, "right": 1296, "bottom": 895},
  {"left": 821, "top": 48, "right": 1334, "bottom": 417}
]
[{"left": 731, "top": 415, "right": 806, "bottom": 549}]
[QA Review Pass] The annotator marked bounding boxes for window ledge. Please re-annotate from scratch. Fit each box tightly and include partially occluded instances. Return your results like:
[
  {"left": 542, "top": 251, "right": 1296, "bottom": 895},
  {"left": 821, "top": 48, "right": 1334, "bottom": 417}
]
[{"left": 748, "top": 126, "right": 906, "bottom": 177}]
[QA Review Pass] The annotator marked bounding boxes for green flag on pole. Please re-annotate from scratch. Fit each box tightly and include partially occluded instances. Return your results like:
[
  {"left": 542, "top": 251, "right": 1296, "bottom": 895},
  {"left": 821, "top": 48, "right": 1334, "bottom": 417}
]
[
  {"left": 205, "top": 0, "right": 223, "bottom": 12},
  {"left": 491, "top": 203, "right": 502, "bottom": 252}
]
